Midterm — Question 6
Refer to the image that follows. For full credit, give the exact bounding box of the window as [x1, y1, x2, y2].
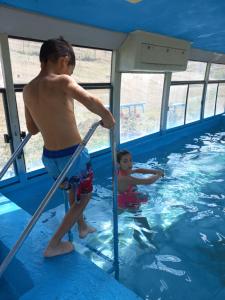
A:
[172, 61, 207, 81]
[167, 85, 187, 128]
[0, 59, 4, 88]
[0, 93, 15, 179]
[204, 84, 217, 118]
[8, 38, 41, 84]
[215, 84, 225, 115]
[72, 47, 112, 83]
[169, 61, 208, 128]
[15, 92, 44, 173]
[75, 89, 110, 152]
[209, 64, 225, 80]
[120, 73, 164, 142]
[185, 84, 203, 124]
[8, 38, 112, 177]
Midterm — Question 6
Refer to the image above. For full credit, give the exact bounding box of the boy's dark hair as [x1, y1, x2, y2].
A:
[39, 37, 75, 66]
[117, 150, 131, 163]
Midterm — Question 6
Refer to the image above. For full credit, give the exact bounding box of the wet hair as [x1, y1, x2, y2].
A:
[39, 37, 75, 66]
[117, 150, 131, 163]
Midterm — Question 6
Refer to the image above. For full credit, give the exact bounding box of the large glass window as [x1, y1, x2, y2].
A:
[15, 92, 44, 173]
[120, 73, 164, 142]
[0, 93, 15, 179]
[0, 58, 4, 88]
[75, 89, 110, 152]
[8, 38, 112, 176]
[8, 38, 41, 84]
[209, 64, 225, 80]
[185, 84, 203, 124]
[204, 84, 217, 118]
[215, 84, 225, 115]
[72, 47, 112, 83]
[172, 61, 207, 81]
[167, 85, 187, 128]
[169, 61, 209, 128]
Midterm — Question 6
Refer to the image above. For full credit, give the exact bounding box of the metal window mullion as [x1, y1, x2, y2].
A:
[214, 83, 219, 115]
[208, 80, 225, 84]
[0, 33, 26, 178]
[1, 90, 18, 175]
[200, 62, 211, 120]
[111, 50, 121, 146]
[171, 80, 204, 85]
[184, 84, 190, 124]
[160, 72, 171, 132]
[80, 83, 112, 90]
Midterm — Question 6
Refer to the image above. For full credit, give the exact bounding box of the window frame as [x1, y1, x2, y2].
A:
[204, 79, 225, 118]
[0, 88, 20, 185]
[8, 35, 114, 180]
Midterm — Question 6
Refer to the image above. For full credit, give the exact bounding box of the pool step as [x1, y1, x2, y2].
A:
[0, 193, 141, 300]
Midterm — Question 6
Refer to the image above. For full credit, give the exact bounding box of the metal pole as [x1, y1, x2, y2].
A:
[0, 121, 100, 278]
[111, 126, 119, 280]
[63, 190, 73, 242]
[0, 133, 32, 180]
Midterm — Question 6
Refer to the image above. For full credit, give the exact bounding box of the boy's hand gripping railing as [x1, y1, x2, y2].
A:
[0, 133, 32, 180]
[0, 121, 101, 278]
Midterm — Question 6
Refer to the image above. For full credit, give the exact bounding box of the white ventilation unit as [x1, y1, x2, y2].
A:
[118, 30, 191, 72]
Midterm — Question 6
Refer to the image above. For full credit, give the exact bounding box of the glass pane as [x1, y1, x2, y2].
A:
[9, 38, 41, 84]
[185, 84, 203, 124]
[172, 61, 207, 81]
[16, 93, 44, 172]
[120, 73, 164, 143]
[204, 84, 217, 118]
[75, 89, 110, 152]
[0, 56, 4, 88]
[209, 63, 225, 80]
[167, 85, 187, 129]
[0, 94, 15, 179]
[72, 47, 112, 83]
[215, 83, 225, 115]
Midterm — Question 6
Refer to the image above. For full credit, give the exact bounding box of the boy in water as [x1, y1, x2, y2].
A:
[117, 150, 164, 246]
[117, 150, 164, 209]
[23, 37, 115, 257]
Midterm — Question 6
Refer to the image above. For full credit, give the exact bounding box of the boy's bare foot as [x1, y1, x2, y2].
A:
[44, 241, 75, 258]
[79, 225, 96, 239]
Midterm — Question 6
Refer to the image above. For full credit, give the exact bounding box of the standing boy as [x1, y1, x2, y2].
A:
[23, 37, 115, 257]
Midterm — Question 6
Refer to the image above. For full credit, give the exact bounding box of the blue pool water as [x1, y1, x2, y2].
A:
[2, 124, 225, 299]
[82, 128, 225, 300]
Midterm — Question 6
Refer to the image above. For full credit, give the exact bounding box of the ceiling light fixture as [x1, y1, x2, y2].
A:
[127, 0, 143, 4]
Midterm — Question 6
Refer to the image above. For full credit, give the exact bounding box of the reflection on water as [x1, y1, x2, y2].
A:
[81, 130, 225, 300]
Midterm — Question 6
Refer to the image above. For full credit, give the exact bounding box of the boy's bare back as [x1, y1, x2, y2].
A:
[23, 73, 82, 150]
[23, 37, 114, 152]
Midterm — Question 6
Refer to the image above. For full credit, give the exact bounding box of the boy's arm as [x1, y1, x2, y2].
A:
[132, 168, 164, 177]
[128, 173, 163, 186]
[65, 76, 115, 129]
[25, 105, 39, 135]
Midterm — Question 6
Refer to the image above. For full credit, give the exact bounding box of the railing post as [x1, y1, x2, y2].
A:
[111, 126, 119, 280]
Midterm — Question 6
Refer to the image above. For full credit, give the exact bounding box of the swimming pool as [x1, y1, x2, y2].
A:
[75, 125, 225, 300]
[2, 118, 225, 300]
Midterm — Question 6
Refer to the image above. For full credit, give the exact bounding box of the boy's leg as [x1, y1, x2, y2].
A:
[133, 216, 152, 247]
[44, 191, 92, 257]
[77, 195, 96, 239]
[68, 191, 96, 238]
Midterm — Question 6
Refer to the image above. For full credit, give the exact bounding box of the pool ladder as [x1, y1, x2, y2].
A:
[0, 121, 119, 280]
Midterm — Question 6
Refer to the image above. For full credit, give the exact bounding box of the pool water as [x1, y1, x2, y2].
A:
[82, 129, 225, 300]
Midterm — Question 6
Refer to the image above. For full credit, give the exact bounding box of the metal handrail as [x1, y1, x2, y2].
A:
[0, 133, 32, 180]
[111, 127, 119, 279]
[0, 121, 101, 278]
